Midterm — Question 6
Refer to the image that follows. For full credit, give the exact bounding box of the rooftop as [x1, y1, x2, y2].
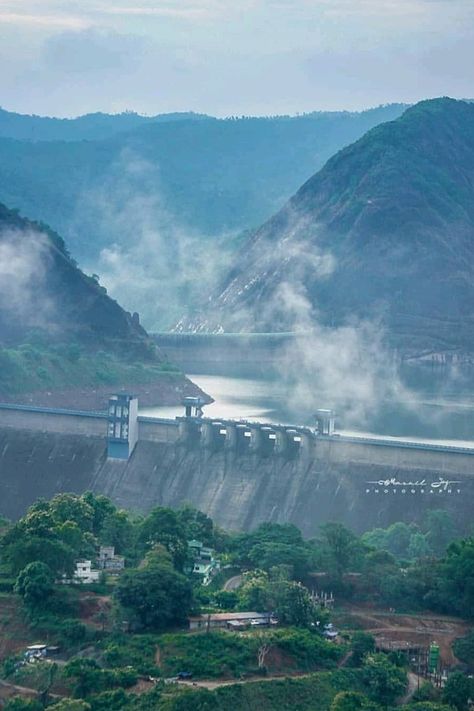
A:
[189, 611, 271, 622]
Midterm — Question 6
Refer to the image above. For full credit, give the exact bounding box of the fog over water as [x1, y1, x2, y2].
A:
[141, 369, 474, 443]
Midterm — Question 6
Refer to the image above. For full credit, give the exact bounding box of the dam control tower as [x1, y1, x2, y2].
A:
[315, 409, 335, 435]
[107, 394, 138, 459]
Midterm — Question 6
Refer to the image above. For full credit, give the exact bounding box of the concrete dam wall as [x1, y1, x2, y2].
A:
[0, 402, 473, 534]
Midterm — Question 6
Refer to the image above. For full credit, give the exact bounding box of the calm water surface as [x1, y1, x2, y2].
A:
[141, 371, 474, 442]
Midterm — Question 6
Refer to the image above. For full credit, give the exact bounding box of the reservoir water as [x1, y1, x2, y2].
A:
[141, 370, 474, 443]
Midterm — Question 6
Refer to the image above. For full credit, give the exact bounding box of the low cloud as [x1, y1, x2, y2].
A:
[0, 228, 57, 336]
[75, 149, 233, 331]
[255, 274, 408, 426]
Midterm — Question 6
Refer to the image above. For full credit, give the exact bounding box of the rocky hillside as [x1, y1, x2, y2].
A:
[185, 98, 474, 358]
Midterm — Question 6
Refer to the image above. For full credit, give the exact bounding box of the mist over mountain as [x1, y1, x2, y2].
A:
[0, 202, 208, 406]
[184, 98, 474, 359]
[0, 104, 407, 329]
[0, 202, 149, 352]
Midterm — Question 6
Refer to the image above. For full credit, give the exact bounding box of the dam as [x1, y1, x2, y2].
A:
[0, 397, 473, 535]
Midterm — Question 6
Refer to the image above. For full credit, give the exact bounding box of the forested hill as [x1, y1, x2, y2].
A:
[0, 104, 407, 259]
[0, 202, 149, 353]
[0, 202, 205, 404]
[0, 107, 210, 142]
[186, 98, 474, 357]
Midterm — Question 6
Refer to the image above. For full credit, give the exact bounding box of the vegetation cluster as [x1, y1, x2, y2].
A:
[0, 494, 473, 710]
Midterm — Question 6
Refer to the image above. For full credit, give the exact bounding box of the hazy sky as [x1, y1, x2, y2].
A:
[0, 0, 473, 117]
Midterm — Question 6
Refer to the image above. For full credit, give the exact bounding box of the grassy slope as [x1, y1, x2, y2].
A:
[0, 343, 179, 397]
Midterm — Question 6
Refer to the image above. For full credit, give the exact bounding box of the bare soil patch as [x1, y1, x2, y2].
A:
[0, 595, 35, 660]
[334, 604, 470, 666]
[77, 592, 112, 629]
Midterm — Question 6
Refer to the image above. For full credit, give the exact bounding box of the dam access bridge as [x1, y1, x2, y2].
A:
[1, 393, 473, 532]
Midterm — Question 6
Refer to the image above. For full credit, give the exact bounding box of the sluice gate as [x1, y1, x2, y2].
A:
[1, 397, 474, 531]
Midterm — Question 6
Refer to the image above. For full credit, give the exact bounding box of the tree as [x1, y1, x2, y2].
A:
[442, 671, 472, 711]
[411, 681, 441, 703]
[82, 491, 116, 536]
[14, 561, 55, 608]
[269, 579, 320, 628]
[408, 533, 431, 560]
[48, 493, 94, 532]
[1, 495, 97, 577]
[100, 510, 134, 555]
[4, 535, 76, 577]
[139, 507, 188, 570]
[177, 505, 214, 546]
[453, 630, 474, 667]
[424, 510, 457, 555]
[213, 590, 238, 610]
[64, 658, 107, 698]
[238, 570, 270, 611]
[165, 688, 219, 710]
[330, 691, 381, 710]
[384, 522, 413, 559]
[438, 538, 474, 617]
[3, 700, 43, 711]
[115, 554, 193, 630]
[362, 528, 388, 550]
[319, 523, 361, 576]
[234, 522, 304, 566]
[248, 541, 313, 580]
[362, 654, 407, 706]
[351, 632, 375, 666]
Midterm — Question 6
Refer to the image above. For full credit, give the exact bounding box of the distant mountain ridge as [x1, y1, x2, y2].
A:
[182, 98, 474, 358]
[0, 104, 409, 251]
[0, 104, 409, 328]
[0, 108, 211, 142]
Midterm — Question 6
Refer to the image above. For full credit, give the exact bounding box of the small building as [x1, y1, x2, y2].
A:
[24, 644, 60, 662]
[188, 611, 272, 631]
[24, 644, 47, 661]
[186, 540, 220, 585]
[74, 560, 100, 584]
[97, 546, 125, 573]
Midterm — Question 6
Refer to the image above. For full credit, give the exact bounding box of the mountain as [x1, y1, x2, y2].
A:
[0, 203, 204, 406]
[0, 105, 408, 255]
[0, 202, 148, 352]
[0, 108, 210, 142]
[0, 105, 408, 328]
[182, 98, 474, 358]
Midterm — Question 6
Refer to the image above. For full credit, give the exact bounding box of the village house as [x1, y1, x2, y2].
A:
[74, 559, 100, 584]
[97, 545, 125, 573]
[188, 611, 274, 631]
[187, 539, 220, 585]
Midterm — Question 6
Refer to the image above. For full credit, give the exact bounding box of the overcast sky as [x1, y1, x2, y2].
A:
[0, 0, 473, 117]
